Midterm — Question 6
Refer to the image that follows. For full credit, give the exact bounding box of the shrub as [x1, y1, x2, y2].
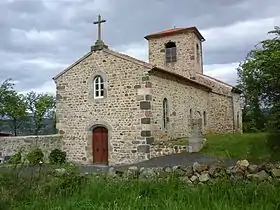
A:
[49, 149, 66, 165]
[26, 148, 44, 165]
[7, 151, 22, 164]
[266, 102, 280, 160]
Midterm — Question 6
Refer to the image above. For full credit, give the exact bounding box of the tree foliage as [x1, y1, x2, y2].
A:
[237, 26, 280, 132]
[25, 91, 56, 135]
[0, 79, 56, 135]
[0, 79, 28, 135]
[0, 79, 14, 116]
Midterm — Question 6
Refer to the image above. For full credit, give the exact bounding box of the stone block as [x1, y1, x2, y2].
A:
[56, 94, 63, 100]
[141, 118, 151, 124]
[57, 85, 65, 90]
[140, 101, 151, 110]
[145, 82, 152, 88]
[137, 88, 151, 95]
[142, 76, 149, 81]
[141, 130, 151, 137]
[137, 145, 150, 153]
[137, 95, 144, 101]
[146, 137, 154, 144]
[145, 95, 152, 101]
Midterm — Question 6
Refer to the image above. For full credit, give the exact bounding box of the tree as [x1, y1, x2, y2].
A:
[2, 93, 28, 135]
[237, 26, 280, 132]
[25, 91, 55, 135]
[0, 79, 28, 135]
[0, 79, 14, 116]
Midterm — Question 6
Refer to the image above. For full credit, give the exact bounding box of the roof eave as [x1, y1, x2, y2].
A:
[144, 27, 205, 42]
[148, 67, 212, 91]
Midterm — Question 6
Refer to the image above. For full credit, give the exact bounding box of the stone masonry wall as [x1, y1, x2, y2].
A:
[149, 71, 209, 142]
[196, 74, 242, 133]
[232, 92, 243, 133]
[148, 32, 202, 79]
[55, 49, 153, 165]
[105, 160, 280, 184]
[0, 135, 62, 161]
[207, 93, 234, 133]
[146, 29, 241, 133]
[150, 144, 187, 158]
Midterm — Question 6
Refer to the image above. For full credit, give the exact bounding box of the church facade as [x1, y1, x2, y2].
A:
[53, 24, 242, 165]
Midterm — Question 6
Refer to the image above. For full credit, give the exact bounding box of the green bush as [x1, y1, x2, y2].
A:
[49, 149, 66, 165]
[265, 102, 280, 160]
[26, 148, 44, 165]
[7, 151, 22, 164]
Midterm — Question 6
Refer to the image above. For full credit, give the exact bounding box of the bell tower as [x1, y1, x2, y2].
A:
[144, 27, 205, 79]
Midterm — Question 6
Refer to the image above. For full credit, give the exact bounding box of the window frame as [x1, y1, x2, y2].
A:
[165, 42, 177, 63]
[196, 43, 200, 64]
[93, 75, 105, 99]
[163, 98, 168, 130]
[203, 111, 207, 126]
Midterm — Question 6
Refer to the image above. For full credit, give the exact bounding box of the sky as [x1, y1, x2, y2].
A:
[0, 0, 279, 95]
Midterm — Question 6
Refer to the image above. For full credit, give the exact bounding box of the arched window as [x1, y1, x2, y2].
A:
[190, 109, 193, 119]
[203, 111, 207, 126]
[196, 43, 200, 64]
[93, 75, 104, 99]
[237, 111, 240, 129]
[189, 108, 193, 125]
[163, 98, 168, 129]
[165, 41, 177, 63]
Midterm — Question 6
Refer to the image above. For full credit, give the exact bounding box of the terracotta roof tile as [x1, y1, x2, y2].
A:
[144, 27, 205, 41]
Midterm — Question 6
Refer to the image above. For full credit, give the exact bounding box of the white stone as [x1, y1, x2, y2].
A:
[199, 173, 210, 182]
[236, 160, 249, 169]
[190, 175, 198, 182]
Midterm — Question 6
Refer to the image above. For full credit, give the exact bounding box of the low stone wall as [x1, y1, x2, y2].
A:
[150, 143, 187, 158]
[106, 160, 280, 184]
[0, 135, 62, 162]
[150, 137, 207, 159]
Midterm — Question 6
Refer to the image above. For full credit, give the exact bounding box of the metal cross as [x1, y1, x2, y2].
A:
[93, 14, 106, 41]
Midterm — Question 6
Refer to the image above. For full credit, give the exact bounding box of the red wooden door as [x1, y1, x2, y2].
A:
[92, 127, 108, 164]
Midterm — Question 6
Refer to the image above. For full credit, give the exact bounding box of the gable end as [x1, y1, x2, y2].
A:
[53, 52, 92, 81]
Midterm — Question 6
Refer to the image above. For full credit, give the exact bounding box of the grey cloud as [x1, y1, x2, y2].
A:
[0, 0, 279, 92]
[7, 0, 45, 14]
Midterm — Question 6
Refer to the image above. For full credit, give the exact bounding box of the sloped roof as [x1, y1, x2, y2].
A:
[52, 48, 211, 91]
[53, 52, 92, 80]
[149, 67, 211, 91]
[144, 27, 205, 41]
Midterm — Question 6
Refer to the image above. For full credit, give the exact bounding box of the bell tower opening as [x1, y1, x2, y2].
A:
[165, 41, 177, 63]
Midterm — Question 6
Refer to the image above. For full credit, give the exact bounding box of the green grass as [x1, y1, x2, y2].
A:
[2, 172, 280, 210]
[201, 132, 272, 162]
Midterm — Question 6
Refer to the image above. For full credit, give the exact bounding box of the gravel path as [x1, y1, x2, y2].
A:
[80, 153, 236, 173]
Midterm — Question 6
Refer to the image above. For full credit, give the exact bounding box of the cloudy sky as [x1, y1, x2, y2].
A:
[0, 0, 279, 94]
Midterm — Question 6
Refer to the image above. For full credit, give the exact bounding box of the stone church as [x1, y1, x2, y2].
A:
[53, 16, 242, 165]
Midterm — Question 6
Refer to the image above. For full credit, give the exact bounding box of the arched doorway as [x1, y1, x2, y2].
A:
[92, 126, 108, 164]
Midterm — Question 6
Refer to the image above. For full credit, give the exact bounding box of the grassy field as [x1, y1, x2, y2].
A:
[201, 132, 273, 162]
[1, 171, 280, 210]
[1, 132, 280, 209]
